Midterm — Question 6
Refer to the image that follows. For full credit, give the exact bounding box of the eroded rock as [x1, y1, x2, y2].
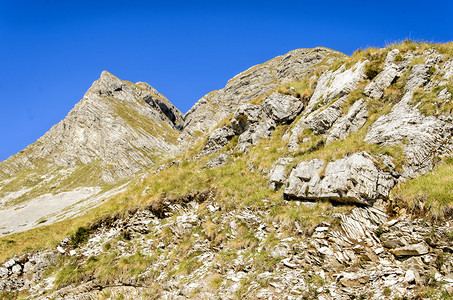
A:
[284, 152, 397, 205]
[326, 98, 368, 143]
[392, 242, 430, 257]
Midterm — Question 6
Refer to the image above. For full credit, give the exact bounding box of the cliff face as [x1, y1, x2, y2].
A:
[2, 42, 453, 299]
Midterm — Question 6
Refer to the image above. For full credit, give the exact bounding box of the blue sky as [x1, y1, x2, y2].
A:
[0, 0, 452, 161]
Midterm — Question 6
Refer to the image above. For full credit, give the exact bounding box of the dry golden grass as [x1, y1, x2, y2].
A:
[392, 158, 453, 221]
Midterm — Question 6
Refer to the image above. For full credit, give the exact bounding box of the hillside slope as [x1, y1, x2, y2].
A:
[181, 47, 347, 145]
[2, 42, 453, 299]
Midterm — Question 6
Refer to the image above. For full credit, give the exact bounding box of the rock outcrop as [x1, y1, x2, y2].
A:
[364, 49, 402, 99]
[182, 47, 347, 145]
[3, 43, 453, 299]
[365, 61, 453, 178]
[326, 98, 368, 144]
[199, 92, 303, 155]
[286, 60, 368, 150]
[283, 152, 397, 205]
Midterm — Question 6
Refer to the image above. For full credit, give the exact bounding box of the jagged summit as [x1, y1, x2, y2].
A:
[0, 71, 185, 230]
[88, 71, 184, 129]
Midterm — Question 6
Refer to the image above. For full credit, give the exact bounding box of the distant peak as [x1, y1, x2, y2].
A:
[100, 70, 115, 79]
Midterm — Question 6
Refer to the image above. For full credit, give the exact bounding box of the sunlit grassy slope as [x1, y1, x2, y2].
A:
[2, 40, 453, 263]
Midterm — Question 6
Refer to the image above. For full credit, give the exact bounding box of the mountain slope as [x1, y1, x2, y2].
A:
[181, 47, 347, 145]
[2, 42, 453, 299]
[0, 71, 183, 235]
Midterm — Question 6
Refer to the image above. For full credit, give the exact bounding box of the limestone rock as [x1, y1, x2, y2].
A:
[201, 127, 236, 156]
[200, 93, 303, 155]
[261, 93, 304, 124]
[305, 96, 347, 135]
[287, 61, 367, 150]
[326, 98, 368, 144]
[364, 98, 451, 178]
[3, 259, 15, 269]
[182, 47, 347, 144]
[442, 59, 453, 79]
[306, 60, 367, 110]
[392, 242, 429, 257]
[204, 154, 229, 169]
[1, 71, 183, 185]
[269, 157, 294, 190]
[283, 152, 397, 205]
[405, 64, 431, 92]
[0, 267, 7, 278]
[364, 49, 401, 99]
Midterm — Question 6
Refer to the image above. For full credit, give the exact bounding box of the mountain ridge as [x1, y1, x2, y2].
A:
[2, 41, 453, 299]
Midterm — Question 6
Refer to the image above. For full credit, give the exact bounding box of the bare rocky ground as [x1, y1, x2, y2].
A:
[1, 192, 452, 299]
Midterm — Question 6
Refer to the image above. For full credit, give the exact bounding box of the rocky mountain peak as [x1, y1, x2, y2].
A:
[0, 71, 184, 219]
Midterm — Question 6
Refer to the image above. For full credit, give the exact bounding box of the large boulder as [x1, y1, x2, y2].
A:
[261, 93, 304, 124]
[268, 157, 294, 190]
[283, 152, 397, 205]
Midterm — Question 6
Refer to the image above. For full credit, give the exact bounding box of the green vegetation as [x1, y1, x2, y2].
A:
[413, 84, 453, 116]
[70, 226, 92, 246]
[392, 158, 453, 221]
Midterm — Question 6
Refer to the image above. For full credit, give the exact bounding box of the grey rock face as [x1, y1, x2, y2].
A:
[306, 60, 367, 110]
[268, 157, 294, 190]
[405, 64, 431, 92]
[201, 127, 236, 156]
[234, 93, 303, 151]
[284, 152, 397, 205]
[200, 93, 303, 155]
[305, 96, 347, 135]
[0, 267, 8, 278]
[364, 97, 451, 178]
[364, 62, 452, 178]
[1, 71, 183, 184]
[182, 47, 347, 144]
[364, 49, 401, 99]
[442, 59, 453, 79]
[287, 61, 367, 150]
[262, 92, 304, 124]
[326, 98, 368, 144]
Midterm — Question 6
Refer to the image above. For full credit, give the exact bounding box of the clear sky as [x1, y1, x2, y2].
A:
[0, 0, 452, 161]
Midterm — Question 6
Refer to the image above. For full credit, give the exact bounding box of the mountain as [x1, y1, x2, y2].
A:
[0, 71, 183, 235]
[181, 47, 347, 145]
[1, 41, 453, 299]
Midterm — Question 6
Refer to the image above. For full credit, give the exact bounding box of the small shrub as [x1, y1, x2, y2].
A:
[394, 53, 404, 62]
[70, 226, 92, 246]
[364, 63, 380, 80]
